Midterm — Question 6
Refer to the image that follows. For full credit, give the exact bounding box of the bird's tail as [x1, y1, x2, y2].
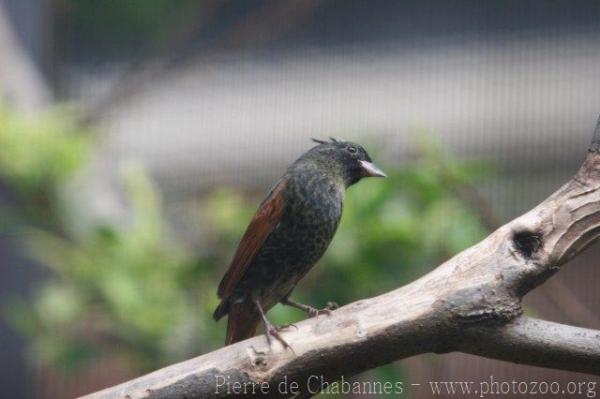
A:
[212, 299, 229, 322]
[225, 302, 261, 345]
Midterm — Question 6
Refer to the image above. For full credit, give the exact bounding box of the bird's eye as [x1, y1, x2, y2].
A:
[346, 146, 358, 154]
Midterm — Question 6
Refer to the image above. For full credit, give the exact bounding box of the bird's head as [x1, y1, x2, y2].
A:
[305, 137, 386, 187]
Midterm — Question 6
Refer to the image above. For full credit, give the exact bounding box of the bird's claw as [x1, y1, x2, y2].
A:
[265, 326, 295, 353]
[308, 302, 338, 318]
[308, 307, 328, 318]
[276, 323, 298, 331]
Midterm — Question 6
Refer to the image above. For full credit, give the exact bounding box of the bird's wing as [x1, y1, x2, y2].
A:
[217, 178, 287, 300]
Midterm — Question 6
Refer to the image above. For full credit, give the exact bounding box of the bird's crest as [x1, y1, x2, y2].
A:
[311, 137, 345, 145]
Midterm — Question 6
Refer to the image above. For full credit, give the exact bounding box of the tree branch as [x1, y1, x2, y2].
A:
[81, 118, 600, 399]
[461, 316, 600, 375]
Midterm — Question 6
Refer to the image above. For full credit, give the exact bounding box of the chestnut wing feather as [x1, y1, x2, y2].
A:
[217, 179, 287, 299]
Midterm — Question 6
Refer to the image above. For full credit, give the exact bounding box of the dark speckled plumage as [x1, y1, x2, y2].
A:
[214, 139, 385, 345]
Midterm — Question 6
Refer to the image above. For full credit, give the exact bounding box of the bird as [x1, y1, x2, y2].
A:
[213, 138, 386, 348]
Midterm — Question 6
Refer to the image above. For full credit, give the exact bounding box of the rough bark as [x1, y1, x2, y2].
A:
[461, 317, 600, 375]
[82, 119, 600, 398]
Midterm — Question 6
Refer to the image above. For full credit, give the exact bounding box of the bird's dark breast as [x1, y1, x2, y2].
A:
[235, 174, 343, 310]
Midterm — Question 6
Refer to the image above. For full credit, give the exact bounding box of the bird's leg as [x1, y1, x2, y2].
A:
[281, 296, 338, 318]
[280, 297, 318, 315]
[253, 299, 294, 352]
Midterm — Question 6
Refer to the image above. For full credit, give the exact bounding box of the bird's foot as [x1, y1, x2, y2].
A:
[265, 325, 295, 353]
[308, 302, 339, 318]
[254, 298, 295, 353]
[276, 323, 298, 332]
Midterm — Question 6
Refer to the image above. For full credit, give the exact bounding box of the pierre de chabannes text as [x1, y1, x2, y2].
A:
[215, 375, 598, 397]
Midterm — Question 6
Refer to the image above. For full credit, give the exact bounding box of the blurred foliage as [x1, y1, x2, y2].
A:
[12, 165, 205, 370]
[0, 104, 91, 230]
[1, 104, 491, 379]
[0, 106, 88, 193]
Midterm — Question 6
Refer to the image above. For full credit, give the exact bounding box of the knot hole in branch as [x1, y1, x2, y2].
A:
[513, 230, 542, 258]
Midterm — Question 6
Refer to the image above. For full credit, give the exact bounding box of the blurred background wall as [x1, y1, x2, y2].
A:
[1, 1, 599, 398]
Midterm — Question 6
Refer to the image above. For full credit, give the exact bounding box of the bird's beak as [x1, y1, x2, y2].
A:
[359, 160, 387, 178]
